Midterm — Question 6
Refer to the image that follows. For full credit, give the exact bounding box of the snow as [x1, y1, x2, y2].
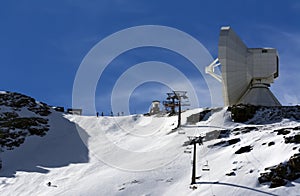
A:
[1, 108, 300, 195]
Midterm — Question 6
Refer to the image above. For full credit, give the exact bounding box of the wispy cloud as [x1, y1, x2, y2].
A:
[291, 1, 300, 11]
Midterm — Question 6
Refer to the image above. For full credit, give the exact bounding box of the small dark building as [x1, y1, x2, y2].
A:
[67, 108, 82, 115]
[53, 106, 64, 112]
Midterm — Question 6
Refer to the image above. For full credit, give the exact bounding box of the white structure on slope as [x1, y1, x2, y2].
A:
[206, 26, 281, 106]
[149, 100, 161, 115]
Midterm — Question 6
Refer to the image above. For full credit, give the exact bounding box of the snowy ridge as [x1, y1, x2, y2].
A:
[0, 103, 300, 195]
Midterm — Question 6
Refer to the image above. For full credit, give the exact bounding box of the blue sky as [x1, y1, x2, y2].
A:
[1, 0, 300, 115]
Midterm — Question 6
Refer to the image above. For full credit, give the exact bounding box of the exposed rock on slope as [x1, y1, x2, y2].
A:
[230, 104, 300, 123]
[259, 153, 300, 188]
[0, 91, 51, 151]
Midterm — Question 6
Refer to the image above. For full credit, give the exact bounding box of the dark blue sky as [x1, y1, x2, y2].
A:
[1, 1, 300, 114]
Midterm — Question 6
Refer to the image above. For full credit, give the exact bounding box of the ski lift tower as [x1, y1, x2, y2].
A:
[174, 91, 189, 128]
[163, 91, 190, 128]
[187, 136, 204, 185]
[163, 92, 178, 115]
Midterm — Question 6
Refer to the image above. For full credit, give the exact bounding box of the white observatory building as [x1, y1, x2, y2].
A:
[206, 26, 281, 106]
[149, 100, 160, 115]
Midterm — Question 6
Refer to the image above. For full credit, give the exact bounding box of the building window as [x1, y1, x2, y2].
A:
[262, 49, 268, 53]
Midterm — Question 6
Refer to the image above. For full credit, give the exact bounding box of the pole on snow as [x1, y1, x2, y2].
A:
[189, 136, 204, 185]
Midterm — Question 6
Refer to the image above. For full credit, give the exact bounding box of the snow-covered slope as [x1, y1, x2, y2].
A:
[1, 94, 300, 195]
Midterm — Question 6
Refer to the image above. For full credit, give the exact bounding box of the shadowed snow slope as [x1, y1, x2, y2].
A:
[1, 106, 300, 196]
[0, 111, 89, 178]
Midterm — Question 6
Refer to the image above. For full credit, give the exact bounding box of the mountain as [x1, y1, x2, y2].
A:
[0, 91, 299, 196]
[0, 91, 88, 178]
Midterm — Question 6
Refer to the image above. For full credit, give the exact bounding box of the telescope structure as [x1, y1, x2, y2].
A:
[206, 26, 281, 106]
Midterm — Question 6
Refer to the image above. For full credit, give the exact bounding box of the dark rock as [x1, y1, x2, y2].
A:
[230, 104, 259, 122]
[275, 163, 288, 177]
[287, 153, 300, 172]
[211, 138, 241, 147]
[293, 126, 300, 130]
[228, 138, 241, 145]
[0, 112, 18, 120]
[0, 92, 51, 116]
[274, 128, 291, 135]
[131, 180, 141, 184]
[198, 109, 212, 121]
[231, 105, 300, 124]
[258, 172, 271, 184]
[232, 127, 258, 136]
[270, 177, 287, 188]
[212, 140, 227, 147]
[268, 141, 275, 146]
[0, 92, 51, 151]
[218, 129, 231, 138]
[226, 171, 236, 176]
[258, 153, 300, 188]
[233, 132, 240, 135]
[285, 134, 300, 144]
[235, 146, 253, 154]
